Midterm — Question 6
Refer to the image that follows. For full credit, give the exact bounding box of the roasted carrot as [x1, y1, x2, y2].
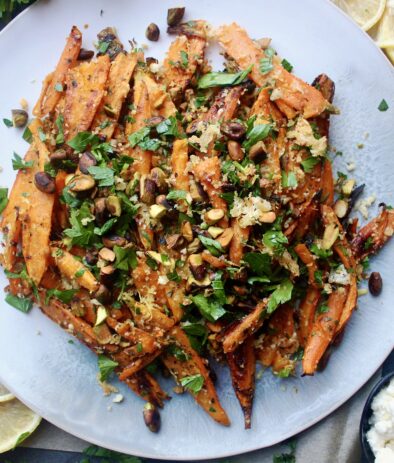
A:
[294, 243, 319, 287]
[298, 287, 320, 347]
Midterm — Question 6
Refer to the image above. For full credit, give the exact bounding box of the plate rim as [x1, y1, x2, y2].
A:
[0, 0, 393, 459]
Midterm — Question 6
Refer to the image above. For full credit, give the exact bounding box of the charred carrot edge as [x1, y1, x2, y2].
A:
[227, 336, 255, 429]
[302, 288, 347, 375]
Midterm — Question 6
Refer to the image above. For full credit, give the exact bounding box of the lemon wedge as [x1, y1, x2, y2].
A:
[332, 0, 387, 31]
[0, 383, 15, 403]
[384, 46, 394, 64]
[0, 399, 41, 453]
[375, 2, 394, 47]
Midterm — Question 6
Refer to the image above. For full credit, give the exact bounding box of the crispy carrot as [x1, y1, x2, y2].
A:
[321, 159, 334, 206]
[229, 218, 250, 265]
[227, 336, 255, 429]
[171, 139, 189, 191]
[294, 243, 319, 287]
[34, 26, 82, 117]
[122, 371, 169, 408]
[216, 23, 329, 118]
[302, 288, 347, 375]
[298, 287, 320, 347]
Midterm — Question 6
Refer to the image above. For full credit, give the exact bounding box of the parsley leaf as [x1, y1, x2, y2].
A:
[166, 189, 189, 202]
[45, 289, 77, 304]
[87, 166, 114, 187]
[263, 230, 288, 255]
[22, 126, 32, 143]
[180, 50, 189, 68]
[317, 304, 329, 314]
[97, 354, 118, 382]
[67, 131, 100, 152]
[192, 294, 226, 322]
[156, 116, 180, 137]
[243, 123, 272, 151]
[310, 243, 332, 259]
[63, 202, 95, 247]
[12, 152, 34, 170]
[259, 47, 275, 75]
[281, 58, 293, 72]
[198, 235, 224, 257]
[167, 344, 189, 362]
[378, 99, 389, 112]
[5, 293, 33, 313]
[55, 114, 65, 145]
[197, 64, 253, 89]
[211, 272, 226, 304]
[267, 279, 293, 314]
[282, 171, 298, 188]
[97, 41, 110, 54]
[128, 127, 150, 148]
[3, 118, 13, 128]
[180, 374, 204, 393]
[301, 156, 320, 173]
[244, 252, 271, 276]
[0, 187, 8, 214]
[114, 246, 137, 271]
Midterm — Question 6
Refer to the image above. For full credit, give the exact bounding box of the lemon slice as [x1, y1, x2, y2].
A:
[375, 2, 394, 47]
[0, 383, 15, 403]
[384, 46, 394, 64]
[332, 0, 387, 31]
[0, 399, 41, 453]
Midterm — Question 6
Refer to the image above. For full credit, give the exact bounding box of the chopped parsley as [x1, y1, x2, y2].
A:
[97, 354, 118, 382]
[0, 187, 8, 214]
[180, 374, 204, 393]
[281, 58, 293, 72]
[3, 118, 13, 128]
[12, 152, 34, 170]
[197, 64, 253, 89]
[259, 47, 275, 75]
[378, 99, 389, 112]
[267, 279, 293, 314]
[5, 293, 33, 313]
[192, 294, 226, 322]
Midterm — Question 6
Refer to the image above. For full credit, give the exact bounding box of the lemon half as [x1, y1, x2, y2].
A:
[0, 383, 15, 403]
[332, 0, 387, 31]
[375, 2, 394, 47]
[0, 399, 41, 454]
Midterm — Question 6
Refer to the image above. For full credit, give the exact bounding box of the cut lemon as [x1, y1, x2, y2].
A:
[0, 383, 15, 403]
[384, 46, 394, 64]
[332, 0, 387, 31]
[375, 2, 394, 47]
[0, 399, 41, 453]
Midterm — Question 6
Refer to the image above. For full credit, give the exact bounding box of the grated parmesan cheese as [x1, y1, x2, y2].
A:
[355, 195, 376, 220]
[188, 122, 221, 153]
[287, 118, 327, 157]
[230, 194, 272, 228]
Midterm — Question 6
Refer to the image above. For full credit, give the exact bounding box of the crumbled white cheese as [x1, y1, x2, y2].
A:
[270, 88, 283, 101]
[158, 275, 169, 285]
[328, 264, 350, 286]
[367, 378, 394, 463]
[188, 122, 221, 153]
[346, 162, 356, 172]
[230, 194, 272, 228]
[355, 195, 376, 220]
[287, 118, 327, 157]
[112, 393, 124, 403]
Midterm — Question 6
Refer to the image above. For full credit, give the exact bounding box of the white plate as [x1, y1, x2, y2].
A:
[0, 0, 393, 460]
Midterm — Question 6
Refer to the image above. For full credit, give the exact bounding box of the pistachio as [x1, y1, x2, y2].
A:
[77, 48, 95, 61]
[334, 199, 348, 219]
[321, 223, 339, 250]
[167, 7, 185, 26]
[102, 234, 127, 248]
[208, 226, 224, 238]
[94, 197, 108, 225]
[259, 211, 276, 223]
[187, 237, 202, 254]
[227, 140, 244, 161]
[94, 284, 111, 304]
[140, 175, 156, 204]
[186, 273, 211, 290]
[368, 272, 382, 296]
[147, 116, 165, 127]
[204, 208, 225, 225]
[156, 194, 173, 210]
[11, 109, 28, 128]
[69, 174, 96, 192]
[221, 121, 246, 141]
[85, 250, 98, 266]
[149, 204, 167, 219]
[146, 251, 162, 265]
[145, 23, 160, 41]
[100, 264, 115, 275]
[217, 228, 234, 248]
[34, 172, 55, 194]
[49, 149, 67, 164]
[249, 141, 267, 162]
[98, 247, 116, 262]
[190, 181, 208, 203]
[125, 173, 140, 196]
[106, 195, 122, 217]
[342, 179, 355, 196]
[166, 233, 185, 250]
[181, 221, 193, 242]
[188, 254, 206, 280]
[143, 402, 161, 433]
[150, 167, 167, 193]
[78, 151, 97, 174]
[95, 306, 108, 326]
